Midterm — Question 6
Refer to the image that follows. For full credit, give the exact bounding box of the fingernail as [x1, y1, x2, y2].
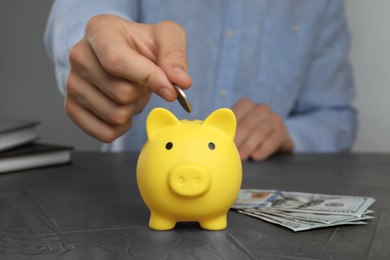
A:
[158, 87, 174, 101]
[173, 67, 187, 76]
[239, 149, 249, 161]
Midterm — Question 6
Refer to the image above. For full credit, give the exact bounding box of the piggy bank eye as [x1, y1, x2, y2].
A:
[208, 142, 215, 150]
[165, 142, 173, 150]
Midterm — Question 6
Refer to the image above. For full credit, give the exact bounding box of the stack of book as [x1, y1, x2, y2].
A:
[0, 118, 73, 173]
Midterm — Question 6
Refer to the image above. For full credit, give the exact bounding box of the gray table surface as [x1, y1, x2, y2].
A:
[0, 152, 389, 259]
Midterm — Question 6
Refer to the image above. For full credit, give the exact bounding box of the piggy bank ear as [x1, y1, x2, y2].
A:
[203, 108, 236, 140]
[146, 108, 181, 139]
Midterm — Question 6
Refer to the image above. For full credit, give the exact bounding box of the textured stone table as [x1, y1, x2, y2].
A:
[0, 152, 389, 259]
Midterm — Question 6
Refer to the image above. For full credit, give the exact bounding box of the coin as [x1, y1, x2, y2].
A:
[173, 85, 192, 113]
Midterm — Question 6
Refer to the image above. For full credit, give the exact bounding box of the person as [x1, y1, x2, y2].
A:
[44, 0, 357, 161]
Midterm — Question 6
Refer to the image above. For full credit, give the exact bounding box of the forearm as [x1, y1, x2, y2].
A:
[285, 107, 358, 152]
[44, 0, 137, 95]
[285, 1, 358, 153]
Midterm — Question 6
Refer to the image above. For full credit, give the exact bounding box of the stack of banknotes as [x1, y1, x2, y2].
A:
[232, 189, 375, 232]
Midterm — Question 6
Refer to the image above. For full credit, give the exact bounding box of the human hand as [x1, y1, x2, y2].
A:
[232, 99, 294, 161]
[65, 15, 192, 142]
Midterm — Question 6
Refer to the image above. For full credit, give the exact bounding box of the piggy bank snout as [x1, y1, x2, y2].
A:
[168, 163, 211, 197]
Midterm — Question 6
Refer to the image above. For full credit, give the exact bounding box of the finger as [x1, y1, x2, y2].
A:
[251, 132, 283, 161]
[235, 104, 272, 147]
[155, 21, 192, 89]
[67, 71, 143, 126]
[65, 95, 132, 143]
[232, 99, 257, 146]
[85, 16, 176, 101]
[251, 113, 294, 160]
[69, 39, 151, 105]
[238, 122, 274, 161]
[232, 98, 256, 124]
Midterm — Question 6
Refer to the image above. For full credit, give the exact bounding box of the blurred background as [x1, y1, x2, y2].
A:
[0, 0, 389, 152]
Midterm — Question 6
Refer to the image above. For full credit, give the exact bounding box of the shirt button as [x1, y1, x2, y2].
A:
[219, 90, 227, 98]
[226, 30, 235, 38]
[293, 24, 301, 32]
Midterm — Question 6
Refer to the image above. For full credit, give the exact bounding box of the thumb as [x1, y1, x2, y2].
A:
[154, 21, 192, 90]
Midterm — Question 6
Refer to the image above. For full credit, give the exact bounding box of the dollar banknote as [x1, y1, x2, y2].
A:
[233, 189, 375, 231]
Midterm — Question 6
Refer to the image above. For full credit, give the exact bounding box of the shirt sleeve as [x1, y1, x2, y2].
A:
[44, 0, 138, 95]
[285, 0, 358, 152]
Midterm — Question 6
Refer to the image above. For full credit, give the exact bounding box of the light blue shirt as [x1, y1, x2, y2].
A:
[44, 0, 357, 153]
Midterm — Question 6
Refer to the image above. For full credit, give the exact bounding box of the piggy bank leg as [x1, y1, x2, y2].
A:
[199, 214, 227, 230]
[149, 212, 176, 230]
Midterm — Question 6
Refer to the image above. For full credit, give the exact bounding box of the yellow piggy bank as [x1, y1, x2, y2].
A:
[136, 107, 242, 230]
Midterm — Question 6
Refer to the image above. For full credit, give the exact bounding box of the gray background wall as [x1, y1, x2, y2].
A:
[0, 0, 388, 152]
[345, 0, 390, 152]
[0, 0, 100, 150]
